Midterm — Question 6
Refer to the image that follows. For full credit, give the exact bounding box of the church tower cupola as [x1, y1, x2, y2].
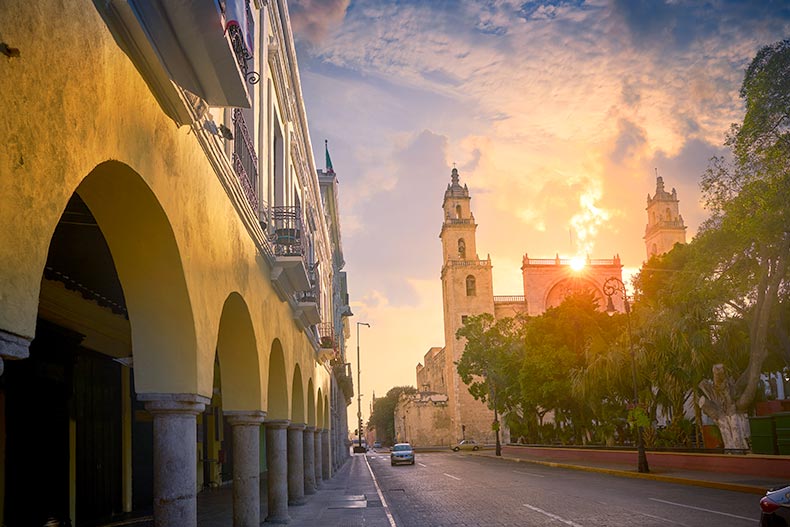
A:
[440, 168, 476, 261]
[644, 173, 687, 259]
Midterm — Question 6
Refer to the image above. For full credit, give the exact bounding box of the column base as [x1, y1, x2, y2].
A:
[288, 497, 307, 506]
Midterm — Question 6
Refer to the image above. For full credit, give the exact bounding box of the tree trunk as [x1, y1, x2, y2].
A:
[699, 364, 749, 450]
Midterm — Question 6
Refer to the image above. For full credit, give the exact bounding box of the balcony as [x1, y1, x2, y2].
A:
[317, 323, 336, 362]
[294, 266, 321, 328]
[231, 109, 258, 211]
[96, 0, 257, 116]
[269, 206, 310, 300]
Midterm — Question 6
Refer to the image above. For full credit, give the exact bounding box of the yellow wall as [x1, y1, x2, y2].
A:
[0, 0, 329, 419]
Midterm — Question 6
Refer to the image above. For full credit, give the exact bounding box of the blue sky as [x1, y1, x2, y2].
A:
[288, 0, 790, 421]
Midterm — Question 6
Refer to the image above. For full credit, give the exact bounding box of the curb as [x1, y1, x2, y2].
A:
[470, 452, 768, 495]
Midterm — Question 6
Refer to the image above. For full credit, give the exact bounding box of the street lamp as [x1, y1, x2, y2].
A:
[603, 277, 650, 474]
[356, 321, 370, 453]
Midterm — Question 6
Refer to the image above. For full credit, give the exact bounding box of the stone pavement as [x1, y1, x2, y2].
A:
[470, 448, 788, 495]
[194, 453, 395, 527]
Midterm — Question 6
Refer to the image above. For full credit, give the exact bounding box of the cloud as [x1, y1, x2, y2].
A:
[342, 129, 450, 307]
[289, 0, 350, 45]
[296, 0, 790, 394]
[610, 118, 648, 164]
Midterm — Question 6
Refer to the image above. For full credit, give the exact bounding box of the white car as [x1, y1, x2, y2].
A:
[390, 443, 415, 465]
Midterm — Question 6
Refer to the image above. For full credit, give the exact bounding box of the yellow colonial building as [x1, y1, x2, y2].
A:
[0, 1, 353, 526]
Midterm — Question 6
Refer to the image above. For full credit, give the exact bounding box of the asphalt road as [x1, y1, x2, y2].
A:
[366, 451, 760, 526]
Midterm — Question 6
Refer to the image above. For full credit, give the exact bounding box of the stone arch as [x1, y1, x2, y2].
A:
[544, 277, 603, 311]
[215, 293, 262, 410]
[307, 378, 316, 427]
[291, 364, 305, 424]
[76, 161, 198, 394]
[267, 339, 289, 419]
[316, 388, 324, 429]
[455, 204, 462, 218]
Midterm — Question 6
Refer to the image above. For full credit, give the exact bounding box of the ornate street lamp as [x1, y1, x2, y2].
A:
[603, 277, 650, 474]
[356, 321, 370, 453]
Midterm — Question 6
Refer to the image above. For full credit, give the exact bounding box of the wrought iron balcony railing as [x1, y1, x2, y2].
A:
[225, 2, 260, 85]
[232, 108, 258, 211]
[318, 323, 336, 350]
[270, 206, 305, 257]
[297, 264, 320, 304]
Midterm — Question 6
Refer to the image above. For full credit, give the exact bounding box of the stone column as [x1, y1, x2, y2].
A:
[303, 426, 316, 495]
[226, 411, 266, 527]
[287, 423, 306, 506]
[313, 428, 323, 487]
[0, 329, 31, 376]
[265, 419, 290, 524]
[141, 394, 209, 527]
[321, 429, 331, 480]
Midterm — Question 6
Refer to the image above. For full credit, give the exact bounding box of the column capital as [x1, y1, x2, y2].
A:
[139, 393, 210, 415]
[266, 419, 290, 430]
[0, 330, 32, 375]
[225, 410, 266, 426]
[288, 422, 306, 431]
[305, 425, 316, 432]
[313, 428, 322, 435]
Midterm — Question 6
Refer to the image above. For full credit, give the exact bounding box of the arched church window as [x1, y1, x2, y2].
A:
[466, 275, 476, 296]
[458, 238, 466, 259]
[456, 205, 462, 218]
[665, 208, 672, 221]
[651, 243, 657, 256]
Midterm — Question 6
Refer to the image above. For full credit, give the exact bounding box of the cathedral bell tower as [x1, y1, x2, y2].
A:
[644, 175, 687, 259]
[439, 168, 495, 442]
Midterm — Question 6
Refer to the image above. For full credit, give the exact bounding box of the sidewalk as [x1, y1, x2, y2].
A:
[195, 453, 394, 527]
[471, 448, 788, 495]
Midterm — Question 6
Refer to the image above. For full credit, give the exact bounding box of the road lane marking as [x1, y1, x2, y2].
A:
[635, 511, 689, 526]
[648, 498, 753, 521]
[511, 469, 545, 477]
[443, 473, 461, 480]
[364, 455, 398, 527]
[523, 504, 584, 527]
[418, 462, 427, 467]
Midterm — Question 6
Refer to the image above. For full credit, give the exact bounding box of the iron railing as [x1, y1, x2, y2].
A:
[296, 264, 320, 306]
[318, 323, 336, 350]
[232, 108, 258, 211]
[270, 206, 305, 257]
[226, 3, 260, 85]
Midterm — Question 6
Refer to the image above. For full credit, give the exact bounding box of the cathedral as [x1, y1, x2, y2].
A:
[393, 169, 687, 447]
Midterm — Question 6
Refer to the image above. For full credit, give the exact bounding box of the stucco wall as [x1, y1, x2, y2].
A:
[0, 0, 330, 421]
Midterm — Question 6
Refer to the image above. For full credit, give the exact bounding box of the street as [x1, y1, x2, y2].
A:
[366, 451, 759, 526]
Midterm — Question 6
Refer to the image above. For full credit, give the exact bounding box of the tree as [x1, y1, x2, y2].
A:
[456, 313, 525, 455]
[367, 385, 416, 446]
[672, 40, 790, 448]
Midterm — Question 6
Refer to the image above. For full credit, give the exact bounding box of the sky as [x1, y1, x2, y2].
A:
[287, 0, 790, 427]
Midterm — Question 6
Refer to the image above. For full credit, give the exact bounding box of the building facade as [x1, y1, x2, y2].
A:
[397, 168, 626, 446]
[644, 175, 687, 259]
[0, 1, 351, 526]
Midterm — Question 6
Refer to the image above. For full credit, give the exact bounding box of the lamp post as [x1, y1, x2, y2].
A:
[356, 322, 370, 453]
[603, 277, 650, 474]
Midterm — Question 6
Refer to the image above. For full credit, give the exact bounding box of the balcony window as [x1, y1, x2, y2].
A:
[232, 108, 259, 211]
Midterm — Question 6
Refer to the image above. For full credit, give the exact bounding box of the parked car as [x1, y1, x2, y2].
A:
[373, 441, 382, 449]
[452, 439, 480, 452]
[390, 443, 415, 465]
[760, 484, 790, 526]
